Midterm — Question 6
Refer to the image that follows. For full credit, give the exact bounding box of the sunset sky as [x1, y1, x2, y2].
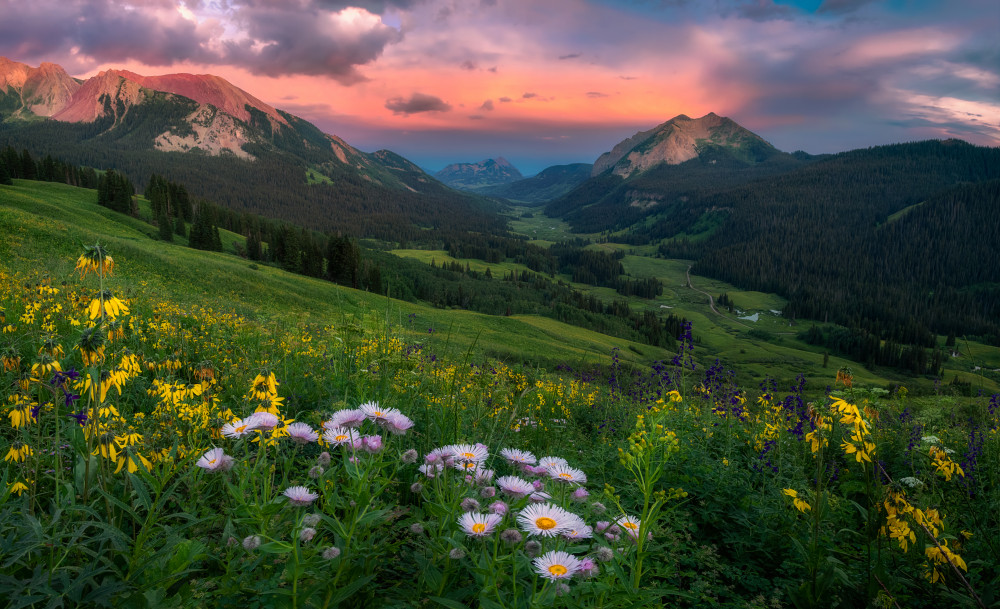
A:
[1, 0, 997, 174]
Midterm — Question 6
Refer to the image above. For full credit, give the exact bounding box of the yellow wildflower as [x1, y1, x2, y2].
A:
[88, 290, 129, 320]
[783, 488, 811, 513]
[115, 449, 152, 474]
[75, 244, 114, 277]
[4, 442, 32, 462]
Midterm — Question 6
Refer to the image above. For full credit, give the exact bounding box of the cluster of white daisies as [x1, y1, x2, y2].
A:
[196, 401, 414, 473]
[414, 444, 644, 582]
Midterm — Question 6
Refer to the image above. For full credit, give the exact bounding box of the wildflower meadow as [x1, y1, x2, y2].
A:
[1, 244, 998, 608]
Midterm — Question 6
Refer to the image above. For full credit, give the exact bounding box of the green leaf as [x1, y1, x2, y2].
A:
[128, 472, 153, 512]
[258, 541, 293, 555]
[329, 574, 375, 605]
[429, 596, 469, 609]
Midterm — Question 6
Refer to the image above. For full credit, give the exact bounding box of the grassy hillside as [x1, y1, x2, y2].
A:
[0, 179, 670, 371]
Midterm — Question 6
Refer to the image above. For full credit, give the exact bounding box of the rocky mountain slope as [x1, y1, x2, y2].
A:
[592, 112, 780, 178]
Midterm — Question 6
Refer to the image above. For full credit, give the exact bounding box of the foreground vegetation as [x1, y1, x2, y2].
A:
[1, 211, 999, 608]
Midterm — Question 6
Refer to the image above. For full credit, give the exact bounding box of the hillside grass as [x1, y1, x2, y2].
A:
[0, 180, 669, 371]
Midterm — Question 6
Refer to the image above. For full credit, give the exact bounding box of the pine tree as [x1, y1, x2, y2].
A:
[158, 211, 174, 242]
[246, 230, 262, 261]
[20, 150, 36, 180]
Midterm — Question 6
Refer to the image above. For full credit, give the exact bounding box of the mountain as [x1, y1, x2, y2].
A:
[479, 163, 593, 204]
[434, 157, 524, 191]
[0, 58, 80, 118]
[591, 112, 780, 178]
[545, 113, 806, 232]
[0, 57, 505, 240]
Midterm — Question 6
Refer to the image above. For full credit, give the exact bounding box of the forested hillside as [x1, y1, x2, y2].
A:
[0, 94, 506, 242]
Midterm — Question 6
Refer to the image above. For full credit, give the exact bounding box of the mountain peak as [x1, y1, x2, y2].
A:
[0, 57, 80, 117]
[435, 157, 524, 191]
[592, 112, 776, 178]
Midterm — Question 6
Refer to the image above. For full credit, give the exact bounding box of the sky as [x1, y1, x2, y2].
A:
[1, 0, 998, 175]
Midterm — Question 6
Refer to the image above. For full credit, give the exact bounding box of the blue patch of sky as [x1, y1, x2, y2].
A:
[773, 0, 821, 11]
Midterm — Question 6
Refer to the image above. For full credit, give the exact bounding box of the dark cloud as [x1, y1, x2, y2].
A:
[224, 5, 401, 82]
[619, 75, 638, 80]
[586, 91, 609, 98]
[0, 0, 403, 84]
[487, 66, 498, 73]
[0, 0, 209, 68]
[522, 92, 538, 99]
[385, 92, 451, 115]
[559, 53, 581, 60]
[480, 99, 495, 110]
[468, 114, 485, 120]
[460, 60, 477, 70]
[499, 96, 513, 102]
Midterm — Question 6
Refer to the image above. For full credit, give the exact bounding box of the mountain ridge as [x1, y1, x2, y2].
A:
[592, 112, 780, 178]
[434, 157, 524, 191]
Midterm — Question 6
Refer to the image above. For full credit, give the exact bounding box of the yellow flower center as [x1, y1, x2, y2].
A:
[472, 523, 486, 534]
[373, 411, 383, 417]
[335, 434, 347, 442]
[536, 517, 557, 530]
[622, 521, 638, 530]
[548, 564, 568, 576]
[235, 425, 247, 433]
[559, 473, 572, 479]
[461, 452, 475, 458]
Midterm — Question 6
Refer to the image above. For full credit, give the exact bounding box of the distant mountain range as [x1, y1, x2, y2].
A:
[434, 157, 524, 191]
[0, 57, 503, 240]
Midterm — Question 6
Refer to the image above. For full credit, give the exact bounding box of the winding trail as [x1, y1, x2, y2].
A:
[686, 265, 751, 329]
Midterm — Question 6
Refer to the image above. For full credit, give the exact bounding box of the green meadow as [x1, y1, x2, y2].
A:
[1, 178, 998, 608]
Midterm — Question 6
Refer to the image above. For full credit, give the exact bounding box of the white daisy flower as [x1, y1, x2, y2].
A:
[533, 550, 581, 580]
[561, 514, 593, 540]
[323, 426, 362, 448]
[221, 418, 253, 439]
[286, 422, 318, 444]
[537, 455, 569, 470]
[247, 411, 279, 430]
[458, 512, 503, 538]
[517, 503, 576, 537]
[358, 401, 400, 423]
[548, 465, 587, 485]
[325, 409, 365, 429]
[383, 411, 414, 435]
[283, 485, 318, 506]
[500, 448, 537, 465]
[617, 515, 642, 539]
[450, 443, 489, 463]
[529, 490, 552, 503]
[196, 447, 230, 472]
[418, 463, 445, 478]
[497, 475, 535, 498]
